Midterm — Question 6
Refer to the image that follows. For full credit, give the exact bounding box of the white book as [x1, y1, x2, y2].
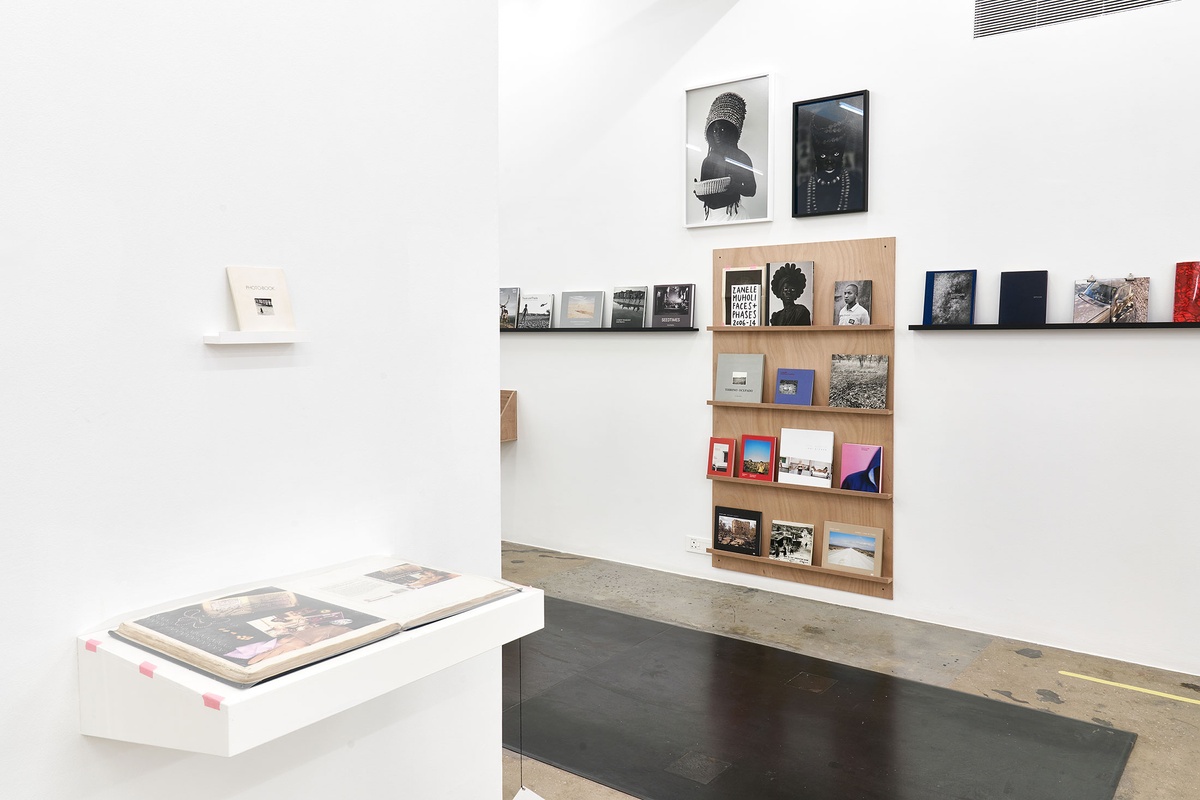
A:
[226, 267, 297, 332]
[776, 428, 834, 488]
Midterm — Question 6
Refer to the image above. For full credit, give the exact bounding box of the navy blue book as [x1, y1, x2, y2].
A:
[922, 270, 977, 325]
[773, 368, 815, 405]
[998, 270, 1048, 325]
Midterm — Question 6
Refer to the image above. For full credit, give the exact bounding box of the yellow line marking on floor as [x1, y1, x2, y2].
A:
[1059, 671, 1200, 705]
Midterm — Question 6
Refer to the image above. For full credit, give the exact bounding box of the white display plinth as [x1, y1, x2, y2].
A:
[78, 586, 543, 756]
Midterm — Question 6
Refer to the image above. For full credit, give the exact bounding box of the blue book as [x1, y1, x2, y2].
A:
[998, 270, 1048, 325]
[923, 270, 977, 325]
[773, 368, 815, 405]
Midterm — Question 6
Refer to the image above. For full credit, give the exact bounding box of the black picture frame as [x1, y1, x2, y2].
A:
[713, 505, 763, 556]
[792, 90, 869, 218]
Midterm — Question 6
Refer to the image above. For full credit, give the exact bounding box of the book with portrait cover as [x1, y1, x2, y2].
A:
[773, 368, 815, 405]
[111, 557, 519, 687]
[776, 428, 834, 488]
[998, 270, 1048, 325]
[765, 261, 815, 327]
[227, 267, 297, 332]
[651, 284, 695, 328]
[722, 266, 766, 326]
[611, 286, 648, 328]
[515, 293, 554, 329]
[834, 280, 872, 326]
[839, 443, 883, 493]
[715, 353, 765, 403]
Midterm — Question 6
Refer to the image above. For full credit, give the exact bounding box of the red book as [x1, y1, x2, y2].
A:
[1174, 262, 1200, 322]
[707, 437, 737, 478]
[738, 435, 777, 482]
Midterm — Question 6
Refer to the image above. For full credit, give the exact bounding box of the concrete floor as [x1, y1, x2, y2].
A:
[499, 542, 1200, 800]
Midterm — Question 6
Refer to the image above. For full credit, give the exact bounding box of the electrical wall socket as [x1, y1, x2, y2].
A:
[685, 536, 708, 554]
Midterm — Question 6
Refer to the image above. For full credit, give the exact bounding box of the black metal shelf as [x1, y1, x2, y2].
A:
[501, 327, 699, 333]
[909, 322, 1200, 331]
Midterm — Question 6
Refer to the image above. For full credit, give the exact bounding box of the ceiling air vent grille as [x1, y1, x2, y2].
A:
[974, 0, 1178, 38]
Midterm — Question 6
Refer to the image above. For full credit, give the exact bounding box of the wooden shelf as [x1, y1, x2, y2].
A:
[909, 322, 1200, 331]
[706, 548, 893, 584]
[501, 327, 698, 333]
[710, 325, 894, 333]
[708, 474, 891, 500]
[500, 390, 517, 442]
[709, 237, 895, 599]
[708, 400, 892, 416]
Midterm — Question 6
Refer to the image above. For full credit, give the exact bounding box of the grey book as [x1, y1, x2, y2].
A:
[715, 353, 765, 403]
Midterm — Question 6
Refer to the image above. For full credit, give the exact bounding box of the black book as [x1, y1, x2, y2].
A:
[998, 270, 1048, 325]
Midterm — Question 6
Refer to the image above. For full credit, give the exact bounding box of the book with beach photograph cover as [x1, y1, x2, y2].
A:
[111, 557, 519, 687]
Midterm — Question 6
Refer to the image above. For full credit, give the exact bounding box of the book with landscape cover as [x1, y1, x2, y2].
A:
[111, 557, 520, 687]
[515, 293, 554, 329]
[776, 428, 834, 488]
[559, 291, 604, 328]
[722, 266, 765, 326]
[998, 270, 1048, 325]
[715, 353, 765, 403]
[774, 368, 815, 405]
[611, 286, 648, 328]
[226, 267, 297, 332]
[828, 354, 889, 409]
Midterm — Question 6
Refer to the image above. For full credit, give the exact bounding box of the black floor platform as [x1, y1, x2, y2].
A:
[502, 597, 1136, 800]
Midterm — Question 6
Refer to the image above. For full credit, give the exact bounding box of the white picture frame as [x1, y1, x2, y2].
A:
[684, 74, 771, 228]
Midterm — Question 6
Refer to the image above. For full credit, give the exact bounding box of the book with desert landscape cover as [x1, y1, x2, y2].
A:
[111, 557, 519, 687]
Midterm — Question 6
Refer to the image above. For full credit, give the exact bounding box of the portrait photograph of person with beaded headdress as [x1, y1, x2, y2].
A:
[685, 75, 770, 227]
[792, 90, 869, 218]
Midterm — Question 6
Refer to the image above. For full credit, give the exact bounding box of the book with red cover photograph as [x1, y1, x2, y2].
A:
[707, 437, 737, 478]
[1174, 262, 1200, 322]
[839, 443, 883, 494]
[738, 435, 777, 482]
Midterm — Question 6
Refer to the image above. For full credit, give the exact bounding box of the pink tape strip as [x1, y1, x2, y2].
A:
[85, 639, 101, 652]
[139, 662, 157, 678]
[202, 693, 224, 710]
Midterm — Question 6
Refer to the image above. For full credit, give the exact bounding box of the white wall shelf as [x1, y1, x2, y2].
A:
[203, 331, 308, 345]
[78, 586, 543, 756]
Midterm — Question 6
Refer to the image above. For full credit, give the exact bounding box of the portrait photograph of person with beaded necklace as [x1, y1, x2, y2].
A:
[684, 74, 771, 227]
[792, 90, 869, 218]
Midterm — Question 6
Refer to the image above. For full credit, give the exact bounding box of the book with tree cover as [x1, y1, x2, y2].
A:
[112, 557, 520, 687]
[226, 266, 297, 332]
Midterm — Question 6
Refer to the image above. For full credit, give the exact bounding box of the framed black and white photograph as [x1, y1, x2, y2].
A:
[685, 75, 771, 227]
[792, 90, 868, 218]
[712, 505, 763, 556]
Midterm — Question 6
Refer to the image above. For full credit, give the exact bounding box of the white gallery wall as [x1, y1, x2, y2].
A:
[1, 3, 501, 799]
[499, 0, 1200, 676]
